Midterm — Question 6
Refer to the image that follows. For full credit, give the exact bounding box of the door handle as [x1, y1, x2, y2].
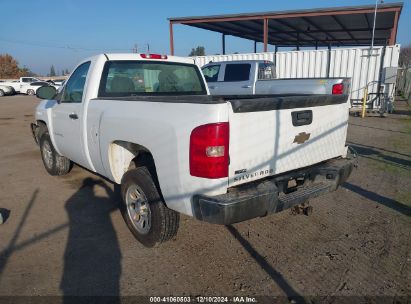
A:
[242, 85, 252, 88]
[69, 113, 78, 120]
[209, 85, 217, 89]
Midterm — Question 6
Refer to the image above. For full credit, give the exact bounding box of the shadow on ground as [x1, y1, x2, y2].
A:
[226, 225, 306, 303]
[343, 182, 411, 216]
[60, 178, 122, 302]
[348, 142, 411, 170]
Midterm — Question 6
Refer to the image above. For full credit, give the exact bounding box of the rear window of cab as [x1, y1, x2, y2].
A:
[98, 61, 207, 97]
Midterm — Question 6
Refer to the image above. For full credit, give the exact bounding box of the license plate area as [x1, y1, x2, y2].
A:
[284, 177, 306, 194]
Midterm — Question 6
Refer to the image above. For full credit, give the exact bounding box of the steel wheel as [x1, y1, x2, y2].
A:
[41, 140, 53, 169]
[125, 184, 151, 234]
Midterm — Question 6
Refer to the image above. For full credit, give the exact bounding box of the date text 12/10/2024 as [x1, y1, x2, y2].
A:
[149, 296, 257, 303]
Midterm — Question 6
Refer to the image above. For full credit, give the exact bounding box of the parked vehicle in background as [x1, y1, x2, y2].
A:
[31, 53, 355, 247]
[47, 79, 66, 86]
[20, 81, 56, 95]
[201, 60, 350, 95]
[0, 85, 16, 96]
[46, 79, 65, 86]
[0, 77, 42, 93]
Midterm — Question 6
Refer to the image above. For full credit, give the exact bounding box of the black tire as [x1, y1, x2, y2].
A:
[39, 132, 72, 176]
[120, 167, 179, 247]
[0, 90, 4, 97]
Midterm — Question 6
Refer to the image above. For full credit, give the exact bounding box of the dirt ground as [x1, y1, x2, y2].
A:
[0, 95, 410, 302]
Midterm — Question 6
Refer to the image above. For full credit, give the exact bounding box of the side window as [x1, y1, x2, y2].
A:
[61, 62, 91, 103]
[201, 65, 220, 82]
[224, 64, 251, 82]
[258, 63, 276, 80]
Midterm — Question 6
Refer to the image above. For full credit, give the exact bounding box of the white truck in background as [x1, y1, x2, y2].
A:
[31, 53, 355, 247]
[202, 60, 350, 96]
[1, 77, 42, 93]
[0, 84, 16, 96]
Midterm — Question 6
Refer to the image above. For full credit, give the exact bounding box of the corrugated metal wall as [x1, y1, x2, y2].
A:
[193, 45, 400, 109]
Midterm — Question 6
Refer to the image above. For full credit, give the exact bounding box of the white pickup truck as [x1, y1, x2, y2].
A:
[31, 53, 355, 247]
[201, 60, 350, 96]
[1, 77, 42, 93]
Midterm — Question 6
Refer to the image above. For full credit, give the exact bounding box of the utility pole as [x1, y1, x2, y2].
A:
[147, 43, 150, 53]
[371, 0, 383, 50]
[362, 0, 383, 118]
[132, 44, 138, 53]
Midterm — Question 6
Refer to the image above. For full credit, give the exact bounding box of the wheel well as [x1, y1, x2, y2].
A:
[35, 120, 48, 142]
[108, 141, 160, 191]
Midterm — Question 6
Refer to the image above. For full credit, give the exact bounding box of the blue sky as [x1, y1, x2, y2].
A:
[1, 0, 410, 75]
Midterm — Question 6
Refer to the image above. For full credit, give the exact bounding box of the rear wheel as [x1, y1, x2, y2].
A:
[27, 89, 35, 96]
[0, 90, 4, 97]
[120, 167, 179, 247]
[39, 132, 72, 176]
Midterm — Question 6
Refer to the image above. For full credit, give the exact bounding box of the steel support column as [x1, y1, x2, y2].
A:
[169, 22, 174, 55]
[222, 34, 226, 55]
[326, 43, 332, 78]
[389, 11, 399, 45]
[263, 18, 268, 52]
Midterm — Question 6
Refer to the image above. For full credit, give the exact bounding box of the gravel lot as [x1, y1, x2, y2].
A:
[0, 95, 410, 301]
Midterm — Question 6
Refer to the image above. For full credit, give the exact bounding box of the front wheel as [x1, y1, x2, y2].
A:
[120, 167, 179, 247]
[39, 132, 72, 176]
[0, 90, 4, 97]
[27, 89, 35, 95]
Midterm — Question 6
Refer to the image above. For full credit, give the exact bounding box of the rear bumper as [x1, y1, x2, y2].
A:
[192, 157, 355, 225]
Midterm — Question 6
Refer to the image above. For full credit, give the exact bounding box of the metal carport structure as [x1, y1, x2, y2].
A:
[168, 2, 403, 55]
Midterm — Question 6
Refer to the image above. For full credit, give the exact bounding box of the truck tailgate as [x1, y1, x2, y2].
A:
[227, 94, 349, 187]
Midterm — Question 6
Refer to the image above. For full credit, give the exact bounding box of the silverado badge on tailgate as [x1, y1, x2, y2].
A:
[293, 132, 311, 144]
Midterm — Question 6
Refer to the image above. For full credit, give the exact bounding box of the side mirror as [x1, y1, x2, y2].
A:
[36, 86, 57, 100]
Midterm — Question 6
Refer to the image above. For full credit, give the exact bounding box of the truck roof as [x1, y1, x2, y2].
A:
[89, 53, 196, 65]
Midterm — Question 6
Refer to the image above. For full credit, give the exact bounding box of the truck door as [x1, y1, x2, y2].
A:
[51, 61, 91, 169]
[219, 63, 254, 95]
[20, 77, 33, 93]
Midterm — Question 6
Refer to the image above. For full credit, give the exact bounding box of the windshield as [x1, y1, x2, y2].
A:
[98, 61, 207, 97]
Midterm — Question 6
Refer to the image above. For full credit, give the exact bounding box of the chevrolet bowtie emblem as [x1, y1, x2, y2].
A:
[293, 132, 311, 144]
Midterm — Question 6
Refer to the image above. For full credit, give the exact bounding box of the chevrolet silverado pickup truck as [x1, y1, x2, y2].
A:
[201, 60, 350, 96]
[31, 53, 355, 247]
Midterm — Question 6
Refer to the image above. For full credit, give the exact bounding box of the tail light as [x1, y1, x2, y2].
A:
[140, 54, 168, 59]
[332, 83, 344, 95]
[190, 122, 229, 179]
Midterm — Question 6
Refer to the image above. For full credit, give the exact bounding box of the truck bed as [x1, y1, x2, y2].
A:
[91, 93, 347, 107]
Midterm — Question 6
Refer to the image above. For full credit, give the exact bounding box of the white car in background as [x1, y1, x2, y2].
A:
[0, 84, 15, 96]
[0, 77, 42, 93]
[47, 79, 66, 86]
[20, 81, 58, 95]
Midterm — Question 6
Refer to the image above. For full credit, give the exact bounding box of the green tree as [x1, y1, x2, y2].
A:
[188, 46, 205, 56]
[49, 65, 56, 77]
